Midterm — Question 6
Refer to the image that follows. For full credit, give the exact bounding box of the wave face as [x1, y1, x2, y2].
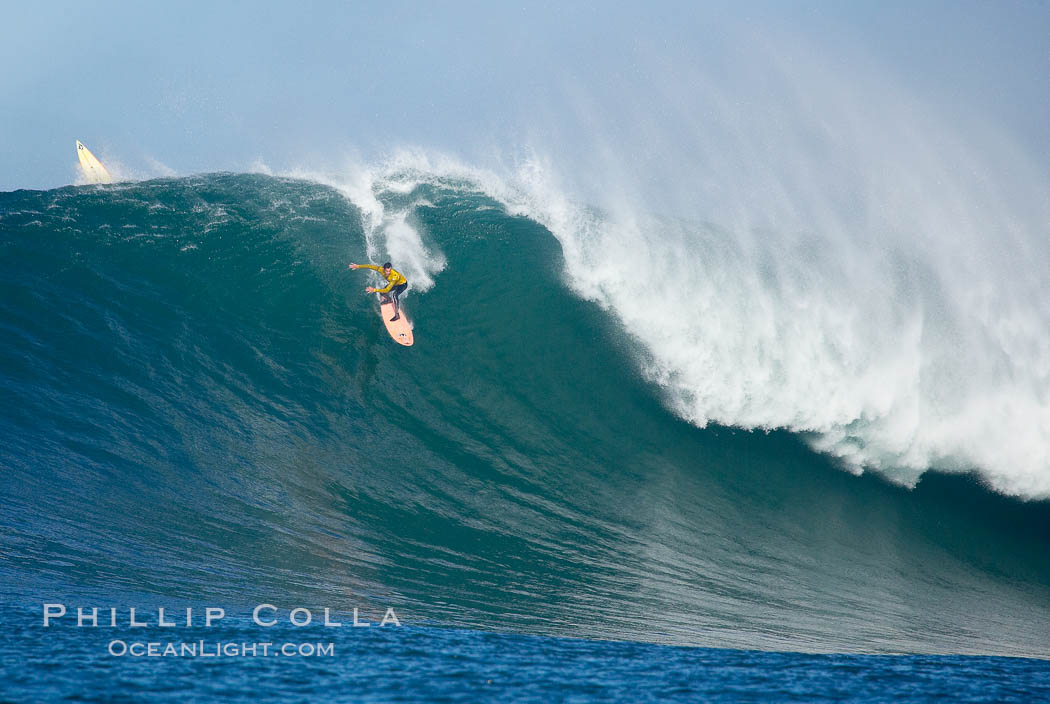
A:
[1, 173, 1049, 656]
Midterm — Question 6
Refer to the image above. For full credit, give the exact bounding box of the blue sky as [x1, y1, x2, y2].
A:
[1, 1, 1047, 191]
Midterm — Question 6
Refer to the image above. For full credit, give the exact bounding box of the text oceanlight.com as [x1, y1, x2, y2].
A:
[108, 640, 334, 658]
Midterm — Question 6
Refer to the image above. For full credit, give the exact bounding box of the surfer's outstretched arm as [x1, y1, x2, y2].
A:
[349, 263, 381, 272]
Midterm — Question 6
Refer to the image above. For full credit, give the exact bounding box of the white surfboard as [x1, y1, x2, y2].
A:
[76, 140, 112, 184]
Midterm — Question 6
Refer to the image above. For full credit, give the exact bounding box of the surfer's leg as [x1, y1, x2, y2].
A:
[390, 283, 406, 321]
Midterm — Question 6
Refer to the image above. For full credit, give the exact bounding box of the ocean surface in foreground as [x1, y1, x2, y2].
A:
[2, 601, 1048, 703]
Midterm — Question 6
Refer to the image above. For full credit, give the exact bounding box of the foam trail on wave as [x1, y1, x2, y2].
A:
[286, 158, 449, 292]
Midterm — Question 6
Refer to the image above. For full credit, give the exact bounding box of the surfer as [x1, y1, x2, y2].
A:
[349, 262, 408, 321]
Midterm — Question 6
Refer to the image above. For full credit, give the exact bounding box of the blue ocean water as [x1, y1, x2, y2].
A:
[3, 600, 1048, 703]
[1, 174, 1048, 699]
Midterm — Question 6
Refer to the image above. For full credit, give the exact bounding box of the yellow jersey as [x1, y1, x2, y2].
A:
[359, 264, 408, 293]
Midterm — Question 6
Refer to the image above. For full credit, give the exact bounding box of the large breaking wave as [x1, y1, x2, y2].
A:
[1, 171, 1048, 658]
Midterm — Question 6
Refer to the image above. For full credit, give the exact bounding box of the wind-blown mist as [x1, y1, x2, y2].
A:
[295, 27, 1049, 498]
[517, 34, 1050, 497]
